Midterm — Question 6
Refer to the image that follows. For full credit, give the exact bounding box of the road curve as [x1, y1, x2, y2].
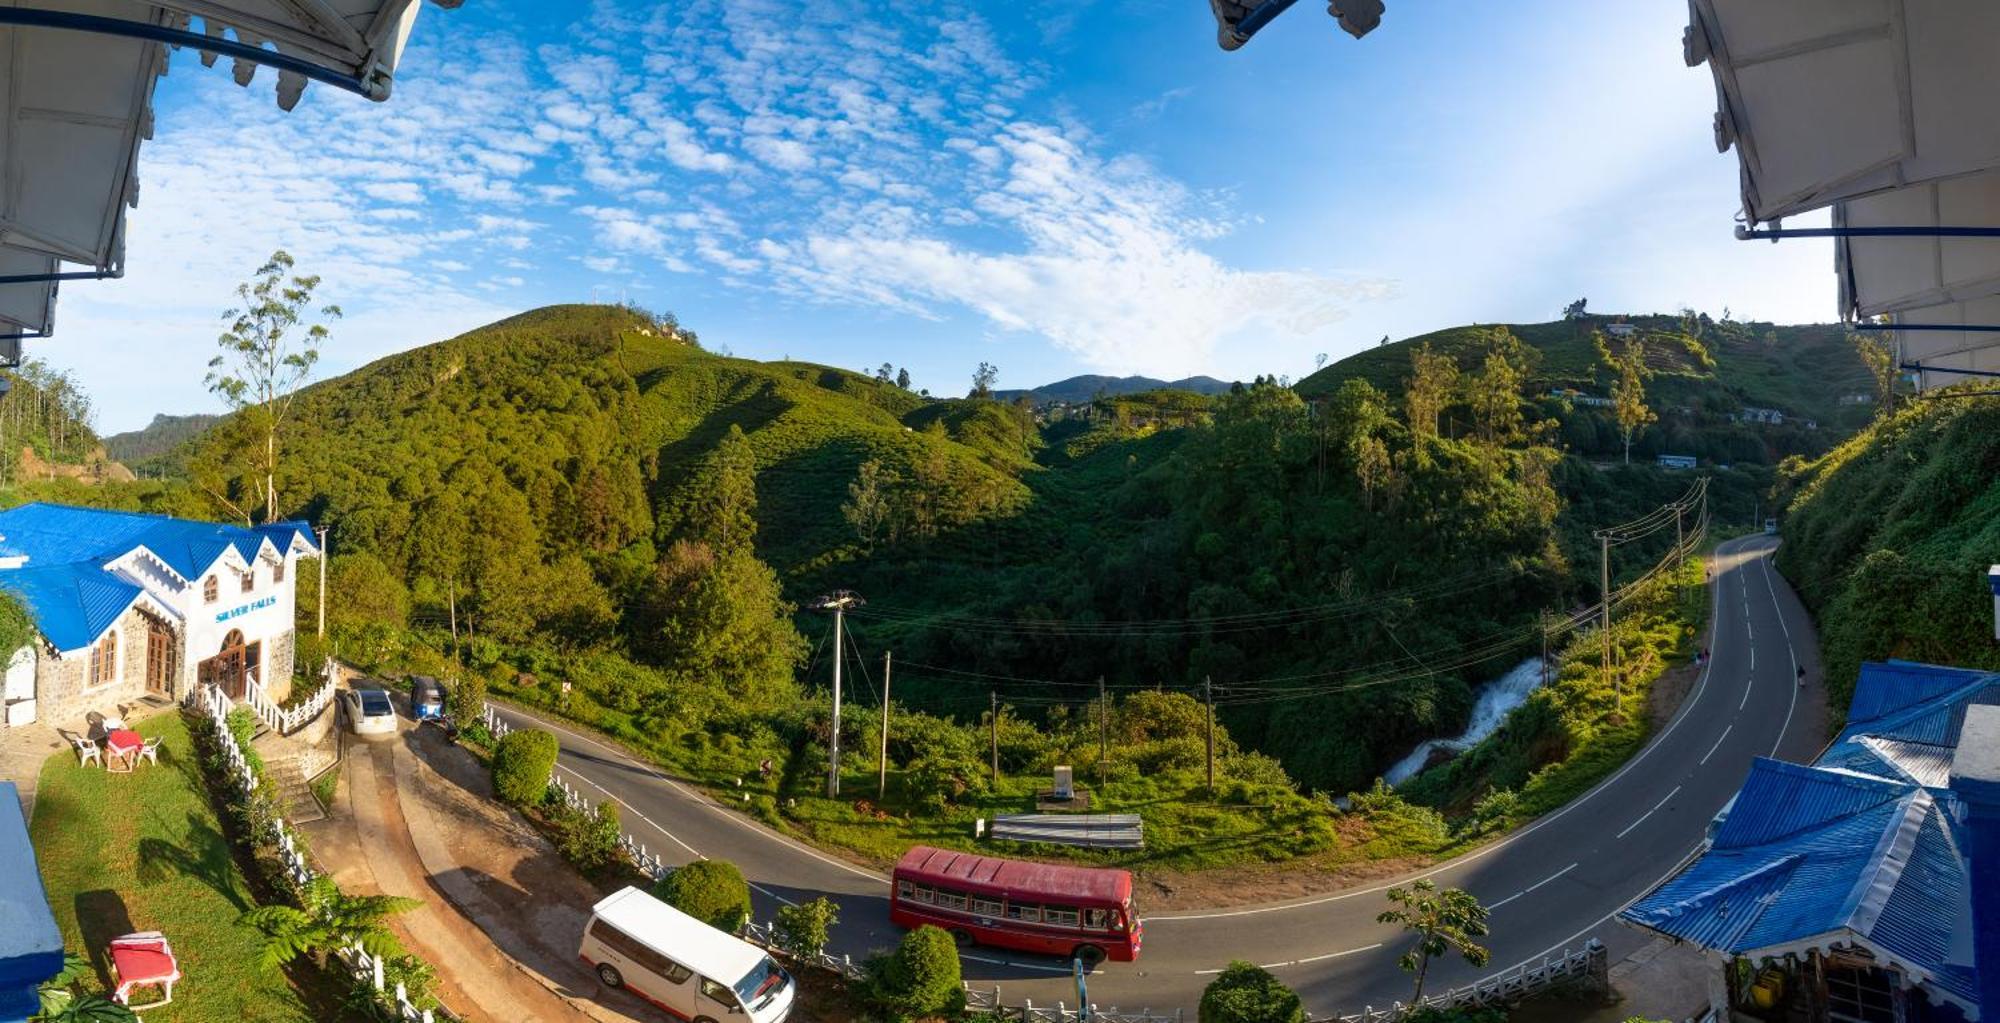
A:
[490, 534, 1823, 1016]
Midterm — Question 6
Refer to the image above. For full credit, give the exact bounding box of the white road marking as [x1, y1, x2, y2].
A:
[964, 954, 1080, 974]
[1615, 786, 1681, 840]
[1740, 675, 1753, 710]
[1699, 725, 1733, 765]
[493, 703, 884, 883]
[1155, 537, 1744, 923]
[1487, 863, 1578, 910]
[1194, 945, 1382, 975]
[1758, 554, 1803, 756]
[553, 763, 701, 857]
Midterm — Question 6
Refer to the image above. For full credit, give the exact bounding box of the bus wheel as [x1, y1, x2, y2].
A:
[596, 964, 624, 989]
[696, 1017, 719, 1023]
[952, 929, 975, 949]
[1074, 945, 1106, 969]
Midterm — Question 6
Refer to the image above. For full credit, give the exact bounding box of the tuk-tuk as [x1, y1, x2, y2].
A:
[411, 676, 447, 722]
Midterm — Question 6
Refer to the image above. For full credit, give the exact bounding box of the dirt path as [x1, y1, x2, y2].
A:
[342, 738, 587, 1021]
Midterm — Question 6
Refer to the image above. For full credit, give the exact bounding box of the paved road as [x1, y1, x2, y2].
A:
[491, 534, 1823, 1017]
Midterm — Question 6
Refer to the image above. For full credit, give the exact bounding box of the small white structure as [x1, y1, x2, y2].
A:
[1989, 565, 2000, 642]
[1052, 765, 1075, 801]
[1658, 454, 1697, 470]
[1605, 323, 1639, 338]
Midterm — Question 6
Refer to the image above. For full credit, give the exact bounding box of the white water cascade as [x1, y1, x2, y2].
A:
[1382, 657, 1547, 788]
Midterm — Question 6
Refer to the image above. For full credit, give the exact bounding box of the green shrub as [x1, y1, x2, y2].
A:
[1402, 1008, 1507, 1023]
[492, 729, 560, 807]
[1198, 961, 1303, 1023]
[864, 925, 964, 1021]
[654, 859, 751, 933]
[774, 896, 840, 958]
[449, 674, 487, 724]
[550, 800, 623, 872]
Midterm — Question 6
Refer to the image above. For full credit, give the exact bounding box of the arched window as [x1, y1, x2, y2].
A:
[272, 559, 285, 585]
[240, 570, 254, 594]
[203, 576, 218, 603]
[88, 630, 118, 687]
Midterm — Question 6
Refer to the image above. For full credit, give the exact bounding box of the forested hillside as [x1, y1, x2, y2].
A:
[1298, 314, 1875, 466]
[1775, 393, 2000, 714]
[104, 412, 221, 469]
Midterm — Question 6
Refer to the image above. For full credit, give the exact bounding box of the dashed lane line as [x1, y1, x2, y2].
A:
[1757, 554, 1803, 756]
[1194, 945, 1382, 975]
[1486, 863, 1578, 911]
[1699, 725, 1733, 766]
[963, 954, 1074, 974]
[1615, 785, 1681, 840]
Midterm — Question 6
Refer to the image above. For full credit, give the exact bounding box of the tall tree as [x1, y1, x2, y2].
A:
[1598, 333, 1656, 464]
[640, 539, 806, 706]
[1468, 333, 1526, 446]
[1562, 297, 1588, 320]
[875, 362, 894, 383]
[1377, 880, 1490, 1006]
[970, 361, 999, 399]
[896, 367, 912, 390]
[687, 425, 758, 553]
[1404, 343, 1458, 440]
[842, 458, 897, 549]
[205, 249, 339, 523]
[1852, 333, 1896, 416]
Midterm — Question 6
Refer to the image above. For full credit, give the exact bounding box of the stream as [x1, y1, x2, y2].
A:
[1382, 657, 1548, 787]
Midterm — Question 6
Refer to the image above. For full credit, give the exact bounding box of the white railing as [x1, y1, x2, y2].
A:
[188, 683, 457, 1022]
[243, 656, 337, 736]
[1319, 941, 1607, 1023]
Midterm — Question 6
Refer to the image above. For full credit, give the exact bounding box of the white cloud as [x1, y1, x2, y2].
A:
[361, 181, 425, 204]
[743, 135, 815, 171]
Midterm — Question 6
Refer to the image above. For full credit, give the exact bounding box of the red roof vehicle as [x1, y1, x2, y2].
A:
[890, 846, 1140, 965]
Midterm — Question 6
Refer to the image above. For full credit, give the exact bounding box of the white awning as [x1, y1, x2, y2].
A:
[1835, 171, 2000, 319]
[1880, 298, 2000, 387]
[1686, 0, 2000, 225]
[0, 0, 453, 365]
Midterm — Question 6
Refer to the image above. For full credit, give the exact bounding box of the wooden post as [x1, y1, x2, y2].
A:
[447, 578, 459, 658]
[878, 652, 891, 802]
[990, 690, 1000, 786]
[1097, 676, 1108, 786]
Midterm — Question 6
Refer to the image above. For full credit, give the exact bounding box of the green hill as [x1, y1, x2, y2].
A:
[103, 412, 222, 470]
[1775, 392, 2000, 715]
[1297, 315, 1877, 465]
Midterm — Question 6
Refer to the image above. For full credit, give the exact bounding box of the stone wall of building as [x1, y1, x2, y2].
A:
[32, 611, 158, 727]
[268, 629, 297, 703]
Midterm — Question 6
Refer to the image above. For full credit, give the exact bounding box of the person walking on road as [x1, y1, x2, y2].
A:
[1798, 665, 1807, 687]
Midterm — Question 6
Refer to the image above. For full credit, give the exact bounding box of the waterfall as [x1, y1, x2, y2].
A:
[1382, 657, 1547, 788]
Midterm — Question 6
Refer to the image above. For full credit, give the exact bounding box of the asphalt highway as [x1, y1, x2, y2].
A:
[490, 533, 1823, 1017]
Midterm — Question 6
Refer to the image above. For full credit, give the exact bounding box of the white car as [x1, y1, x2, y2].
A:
[337, 687, 398, 738]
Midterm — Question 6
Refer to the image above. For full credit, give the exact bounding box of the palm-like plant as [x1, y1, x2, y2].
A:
[35, 953, 137, 1023]
[240, 876, 420, 972]
[1376, 879, 1490, 1008]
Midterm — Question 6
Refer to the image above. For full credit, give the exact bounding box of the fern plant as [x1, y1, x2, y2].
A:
[239, 875, 419, 972]
[34, 953, 137, 1023]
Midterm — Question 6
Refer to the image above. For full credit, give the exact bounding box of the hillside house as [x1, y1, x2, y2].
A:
[1547, 387, 1615, 409]
[1657, 453, 1697, 469]
[0, 504, 318, 731]
[1605, 322, 1640, 338]
[1735, 406, 1787, 425]
[1623, 661, 1999, 1022]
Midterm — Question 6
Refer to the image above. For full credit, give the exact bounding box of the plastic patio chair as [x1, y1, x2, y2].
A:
[109, 931, 180, 1010]
[69, 735, 101, 768]
[137, 737, 162, 766]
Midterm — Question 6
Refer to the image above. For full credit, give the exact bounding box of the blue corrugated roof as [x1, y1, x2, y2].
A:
[0, 503, 316, 650]
[0, 780, 63, 1006]
[1623, 660, 1995, 1012]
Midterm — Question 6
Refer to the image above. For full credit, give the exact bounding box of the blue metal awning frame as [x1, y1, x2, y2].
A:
[0, 7, 384, 100]
[1741, 224, 2000, 241]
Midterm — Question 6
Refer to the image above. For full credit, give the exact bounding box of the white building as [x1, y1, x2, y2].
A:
[0, 503, 317, 729]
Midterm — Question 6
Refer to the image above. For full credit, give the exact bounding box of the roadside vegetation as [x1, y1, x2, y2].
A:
[1775, 389, 2000, 714]
[10, 301, 1775, 878]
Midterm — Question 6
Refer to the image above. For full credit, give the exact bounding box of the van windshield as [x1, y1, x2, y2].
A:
[734, 960, 781, 1005]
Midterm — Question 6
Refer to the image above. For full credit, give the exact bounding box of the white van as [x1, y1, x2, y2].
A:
[580, 886, 795, 1023]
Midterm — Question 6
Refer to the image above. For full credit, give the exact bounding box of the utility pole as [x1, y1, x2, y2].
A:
[1599, 532, 1615, 702]
[1097, 676, 1109, 786]
[447, 579, 459, 659]
[811, 590, 866, 798]
[1540, 609, 1550, 689]
[878, 652, 891, 802]
[1203, 676, 1216, 796]
[990, 690, 1000, 786]
[315, 525, 329, 638]
[1675, 501, 1685, 565]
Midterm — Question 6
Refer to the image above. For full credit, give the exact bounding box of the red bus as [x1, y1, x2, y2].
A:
[889, 846, 1141, 965]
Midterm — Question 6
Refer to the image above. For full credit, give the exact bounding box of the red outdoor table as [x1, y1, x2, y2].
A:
[106, 729, 143, 772]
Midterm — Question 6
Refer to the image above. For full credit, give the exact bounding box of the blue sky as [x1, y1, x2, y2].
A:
[55, 0, 1836, 432]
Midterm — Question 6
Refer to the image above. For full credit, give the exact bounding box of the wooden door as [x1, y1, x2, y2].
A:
[146, 625, 173, 696]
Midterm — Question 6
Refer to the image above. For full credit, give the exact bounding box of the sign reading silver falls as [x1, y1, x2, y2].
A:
[215, 597, 276, 624]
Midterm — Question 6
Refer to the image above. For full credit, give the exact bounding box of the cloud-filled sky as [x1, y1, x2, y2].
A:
[51, 0, 1838, 432]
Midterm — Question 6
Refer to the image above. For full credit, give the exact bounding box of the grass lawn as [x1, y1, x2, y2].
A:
[28, 712, 332, 1022]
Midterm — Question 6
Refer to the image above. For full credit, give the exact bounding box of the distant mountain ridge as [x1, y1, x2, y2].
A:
[103, 412, 222, 467]
[995, 373, 1236, 404]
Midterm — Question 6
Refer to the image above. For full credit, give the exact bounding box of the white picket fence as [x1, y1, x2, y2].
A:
[188, 683, 458, 1023]
[1320, 940, 1608, 1023]
[243, 656, 338, 736]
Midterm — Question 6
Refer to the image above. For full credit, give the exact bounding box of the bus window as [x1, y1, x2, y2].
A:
[938, 889, 969, 911]
[1083, 908, 1109, 930]
[971, 896, 1004, 917]
[1006, 902, 1041, 923]
[913, 885, 935, 904]
[897, 880, 914, 899]
[1046, 906, 1080, 928]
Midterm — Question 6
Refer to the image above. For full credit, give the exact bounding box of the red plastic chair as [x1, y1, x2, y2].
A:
[109, 931, 180, 1009]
